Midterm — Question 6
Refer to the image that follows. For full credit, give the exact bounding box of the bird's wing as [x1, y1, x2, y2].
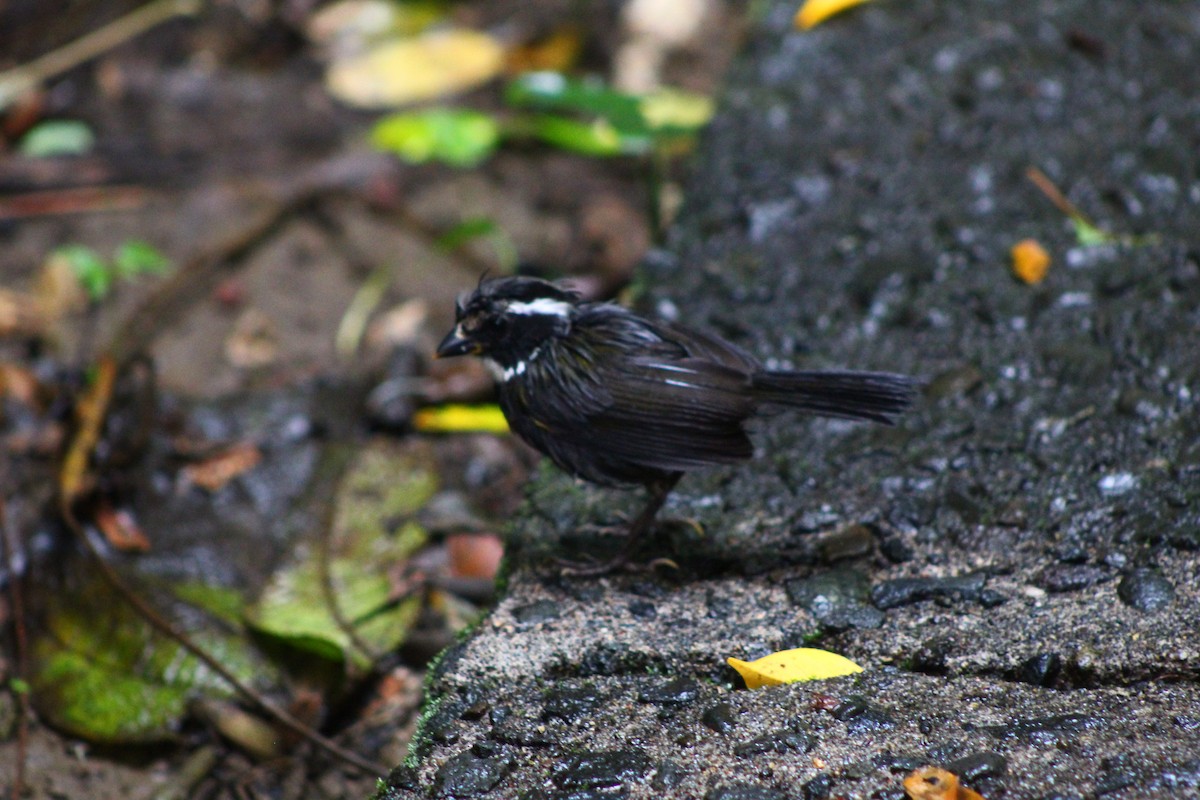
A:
[578, 351, 758, 472]
[651, 319, 764, 373]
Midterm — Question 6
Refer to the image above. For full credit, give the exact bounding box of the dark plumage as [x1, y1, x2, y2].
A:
[437, 276, 920, 573]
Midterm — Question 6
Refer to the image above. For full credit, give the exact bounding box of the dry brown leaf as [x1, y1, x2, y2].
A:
[505, 26, 583, 74]
[94, 501, 151, 552]
[0, 362, 44, 408]
[181, 442, 263, 491]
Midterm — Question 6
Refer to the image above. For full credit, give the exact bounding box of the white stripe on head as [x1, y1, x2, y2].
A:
[505, 298, 572, 317]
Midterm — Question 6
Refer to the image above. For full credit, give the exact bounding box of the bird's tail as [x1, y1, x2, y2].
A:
[751, 370, 921, 425]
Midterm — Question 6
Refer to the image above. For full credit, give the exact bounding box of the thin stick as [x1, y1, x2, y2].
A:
[1025, 165, 1089, 223]
[0, 0, 203, 110]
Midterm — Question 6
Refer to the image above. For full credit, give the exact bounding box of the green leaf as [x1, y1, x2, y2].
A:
[435, 217, 499, 251]
[434, 217, 517, 270]
[528, 114, 640, 156]
[247, 442, 435, 670]
[55, 244, 112, 301]
[29, 577, 275, 743]
[113, 240, 170, 279]
[1071, 215, 1114, 247]
[505, 73, 711, 156]
[506, 72, 647, 134]
[370, 108, 500, 167]
[18, 120, 95, 157]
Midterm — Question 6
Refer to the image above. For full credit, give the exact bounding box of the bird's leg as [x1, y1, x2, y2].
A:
[559, 472, 683, 577]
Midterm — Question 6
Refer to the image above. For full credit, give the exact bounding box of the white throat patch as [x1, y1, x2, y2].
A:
[505, 298, 572, 318]
[485, 346, 543, 382]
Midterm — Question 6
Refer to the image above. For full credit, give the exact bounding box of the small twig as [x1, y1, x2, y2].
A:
[1025, 165, 1090, 223]
[0, 185, 150, 221]
[0, 0, 204, 110]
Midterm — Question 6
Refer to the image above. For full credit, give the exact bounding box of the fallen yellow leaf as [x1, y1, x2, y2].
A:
[326, 28, 504, 108]
[795, 0, 877, 30]
[1011, 238, 1050, 285]
[728, 647, 863, 689]
[413, 404, 509, 434]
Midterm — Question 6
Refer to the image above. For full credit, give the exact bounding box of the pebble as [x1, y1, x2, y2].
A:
[1117, 568, 1174, 611]
[870, 572, 988, 609]
[552, 750, 651, 790]
[638, 677, 702, 706]
[434, 748, 512, 797]
[701, 703, 739, 733]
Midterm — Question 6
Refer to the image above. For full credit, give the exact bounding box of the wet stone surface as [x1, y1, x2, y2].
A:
[381, 0, 1200, 797]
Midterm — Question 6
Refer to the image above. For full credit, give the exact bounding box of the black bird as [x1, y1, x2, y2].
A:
[436, 276, 919, 573]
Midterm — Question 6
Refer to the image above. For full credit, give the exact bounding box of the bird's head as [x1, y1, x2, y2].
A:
[436, 276, 580, 368]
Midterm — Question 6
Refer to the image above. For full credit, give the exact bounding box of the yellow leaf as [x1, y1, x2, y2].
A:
[1011, 238, 1051, 285]
[326, 28, 504, 108]
[728, 647, 863, 689]
[794, 0, 877, 30]
[413, 404, 509, 434]
[639, 89, 714, 130]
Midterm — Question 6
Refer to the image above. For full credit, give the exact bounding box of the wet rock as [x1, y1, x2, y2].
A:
[552, 750, 652, 790]
[652, 760, 687, 790]
[489, 716, 556, 747]
[1117, 568, 1174, 611]
[434, 748, 513, 797]
[702, 703, 738, 733]
[734, 727, 814, 757]
[878, 536, 915, 564]
[627, 599, 657, 619]
[944, 750, 1007, 781]
[786, 568, 884, 631]
[706, 589, 735, 619]
[871, 752, 923, 772]
[830, 696, 896, 733]
[1017, 653, 1062, 687]
[1036, 564, 1113, 593]
[801, 773, 835, 799]
[1097, 472, 1139, 498]
[977, 588, 1008, 608]
[818, 523, 876, 562]
[638, 677, 702, 706]
[792, 507, 843, 533]
[705, 783, 790, 800]
[512, 599, 561, 625]
[543, 686, 608, 720]
[983, 712, 1101, 743]
[1054, 539, 1090, 564]
[386, 765, 420, 791]
[870, 572, 988, 609]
